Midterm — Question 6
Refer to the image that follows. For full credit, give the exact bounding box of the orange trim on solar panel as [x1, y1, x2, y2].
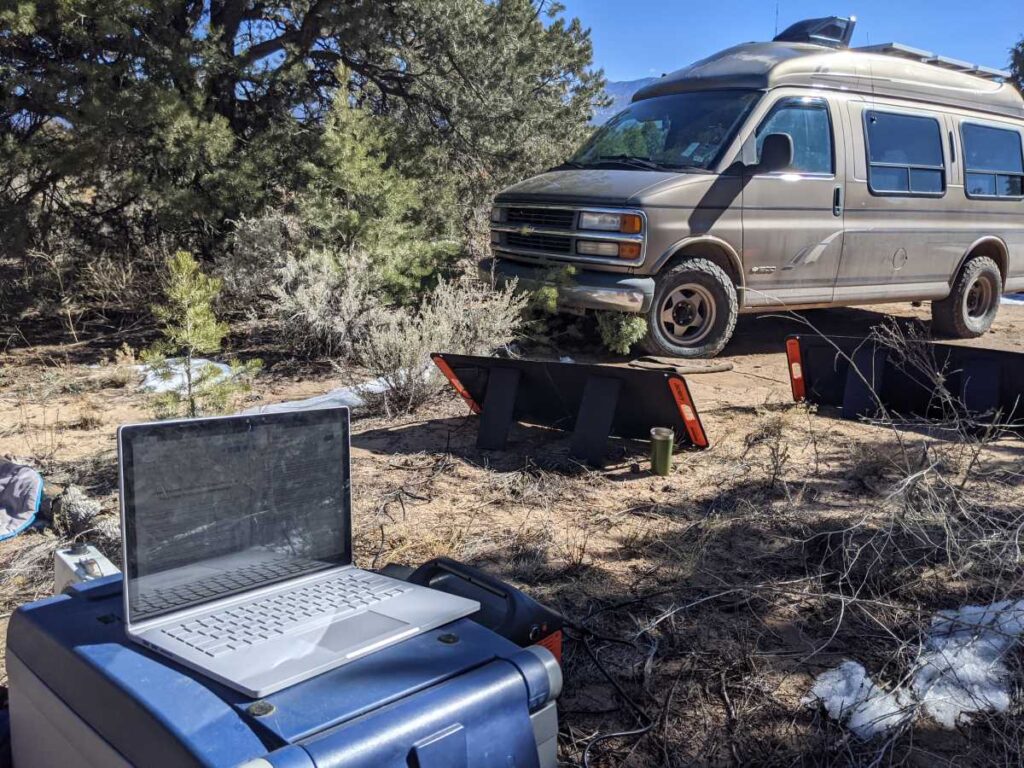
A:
[431, 355, 481, 414]
[667, 377, 708, 448]
[786, 338, 806, 401]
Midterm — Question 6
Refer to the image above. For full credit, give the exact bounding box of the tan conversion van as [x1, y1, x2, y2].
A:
[486, 16, 1024, 357]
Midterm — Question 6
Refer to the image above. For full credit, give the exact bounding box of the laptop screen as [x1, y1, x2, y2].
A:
[119, 408, 351, 624]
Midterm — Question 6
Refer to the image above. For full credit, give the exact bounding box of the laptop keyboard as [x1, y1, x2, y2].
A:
[136, 557, 322, 616]
[160, 572, 412, 657]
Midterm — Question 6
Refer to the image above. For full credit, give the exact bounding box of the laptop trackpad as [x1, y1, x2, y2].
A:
[298, 611, 408, 654]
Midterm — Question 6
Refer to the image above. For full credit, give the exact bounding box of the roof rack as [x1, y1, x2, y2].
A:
[854, 42, 1009, 82]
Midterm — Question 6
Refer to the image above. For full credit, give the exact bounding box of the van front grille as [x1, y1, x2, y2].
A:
[492, 205, 644, 264]
[505, 207, 577, 230]
[504, 232, 572, 253]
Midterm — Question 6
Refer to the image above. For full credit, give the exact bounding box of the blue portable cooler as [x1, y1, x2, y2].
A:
[5, 576, 560, 768]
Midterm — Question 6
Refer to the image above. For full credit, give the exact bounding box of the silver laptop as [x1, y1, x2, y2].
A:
[117, 407, 478, 698]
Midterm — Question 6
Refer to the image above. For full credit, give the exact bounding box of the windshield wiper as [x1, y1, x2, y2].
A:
[595, 155, 711, 172]
[597, 154, 667, 170]
[558, 156, 712, 173]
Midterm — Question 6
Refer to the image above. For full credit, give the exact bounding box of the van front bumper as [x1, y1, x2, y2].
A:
[480, 257, 655, 314]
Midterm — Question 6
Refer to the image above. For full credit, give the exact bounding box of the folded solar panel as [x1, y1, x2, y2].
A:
[432, 353, 708, 465]
[784, 335, 1024, 433]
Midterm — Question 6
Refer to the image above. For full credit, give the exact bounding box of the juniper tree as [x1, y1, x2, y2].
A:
[1012, 37, 1024, 94]
[1, 1, 603, 269]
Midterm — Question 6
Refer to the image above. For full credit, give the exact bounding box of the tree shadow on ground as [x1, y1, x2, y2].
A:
[352, 414, 705, 476]
[525, 510, 1012, 766]
[447, 450, 1021, 767]
[1, 305, 159, 364]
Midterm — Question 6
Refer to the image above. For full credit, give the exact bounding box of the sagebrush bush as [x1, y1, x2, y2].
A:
[354, 278, 527, 414]
[272, 248, 385, 359]
[219, 210, 304, 313]
[9, 226, 167, 329]
[235, 96, 459, 342]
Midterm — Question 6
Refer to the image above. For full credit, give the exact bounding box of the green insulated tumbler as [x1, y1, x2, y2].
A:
[650, 427, 674, 476]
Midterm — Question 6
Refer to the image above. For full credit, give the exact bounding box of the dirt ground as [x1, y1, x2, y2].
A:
[2, 302, 1024, 766]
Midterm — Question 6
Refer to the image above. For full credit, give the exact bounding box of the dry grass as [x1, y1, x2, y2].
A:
[2, 310, 1024, 766]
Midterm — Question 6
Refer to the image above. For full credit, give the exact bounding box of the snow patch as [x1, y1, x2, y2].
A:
[806, 600, 1024, 738]
[138, 358, 232, 394]
[804, 661, 914, 739]
[913, 600, 1024, 728]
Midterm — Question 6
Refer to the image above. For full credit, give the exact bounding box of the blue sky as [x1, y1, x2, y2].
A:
[557, 1, 1023, 82]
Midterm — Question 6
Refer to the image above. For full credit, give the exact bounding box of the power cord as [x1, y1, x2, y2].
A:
[563, 621, 660, 768]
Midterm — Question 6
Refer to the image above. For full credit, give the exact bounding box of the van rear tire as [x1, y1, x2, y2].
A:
[641, 259, 738, 359]
[931, 256, 1002, 339]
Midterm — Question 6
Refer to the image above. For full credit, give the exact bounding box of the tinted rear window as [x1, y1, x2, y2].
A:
[962, 123, 1024, 199]
[865, 111, 945, 195]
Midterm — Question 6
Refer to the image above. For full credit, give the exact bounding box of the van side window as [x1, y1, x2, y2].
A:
[865, 111, 945, 196]
[961, 123, 1024, 199]
[756, 99, 833, 174]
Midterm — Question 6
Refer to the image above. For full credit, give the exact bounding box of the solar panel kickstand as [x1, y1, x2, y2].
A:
[569, 375, 622, 466]
[961, 358, 1001, 420]
[477, 366, 521, 450]
[842, 346, 887, 420]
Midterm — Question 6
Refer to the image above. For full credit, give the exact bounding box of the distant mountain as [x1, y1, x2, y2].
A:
[592, 77, 658, 124]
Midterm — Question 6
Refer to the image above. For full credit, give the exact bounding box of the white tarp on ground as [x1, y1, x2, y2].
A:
[805, 600, 1024, 738]
[136, 358, 413, 414]
[242, 377, 395, 414]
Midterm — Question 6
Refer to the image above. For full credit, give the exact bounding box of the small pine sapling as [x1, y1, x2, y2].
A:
[596, 312, 648, 356]
[143, 251, 261, 418]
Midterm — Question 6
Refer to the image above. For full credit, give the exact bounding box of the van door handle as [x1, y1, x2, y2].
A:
[832, 186, 844, 217]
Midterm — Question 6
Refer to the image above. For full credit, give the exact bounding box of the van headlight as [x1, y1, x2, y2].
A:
[578, 211, 643, 234]
[490, 206, 504, 223]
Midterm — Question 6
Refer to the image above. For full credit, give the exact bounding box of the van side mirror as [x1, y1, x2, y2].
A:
[758, 133, 794, 173]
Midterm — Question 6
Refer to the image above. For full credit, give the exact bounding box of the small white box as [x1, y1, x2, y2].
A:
[53, 543, 120, 595]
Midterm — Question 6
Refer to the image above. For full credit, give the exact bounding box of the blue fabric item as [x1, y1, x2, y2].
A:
[0, 462, 43, 541]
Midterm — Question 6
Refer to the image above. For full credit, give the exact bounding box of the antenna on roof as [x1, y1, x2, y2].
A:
[774, 16, 856, 48]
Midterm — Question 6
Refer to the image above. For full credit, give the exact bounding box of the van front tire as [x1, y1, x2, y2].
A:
[642, 259, 738, 359]
[931, 256, 1002, 339]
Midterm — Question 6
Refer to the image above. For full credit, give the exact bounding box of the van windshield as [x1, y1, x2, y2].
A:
[570, 91, 760, 171]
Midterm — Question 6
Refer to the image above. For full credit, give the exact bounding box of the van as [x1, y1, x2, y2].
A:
[485, 16, 1024, 357]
